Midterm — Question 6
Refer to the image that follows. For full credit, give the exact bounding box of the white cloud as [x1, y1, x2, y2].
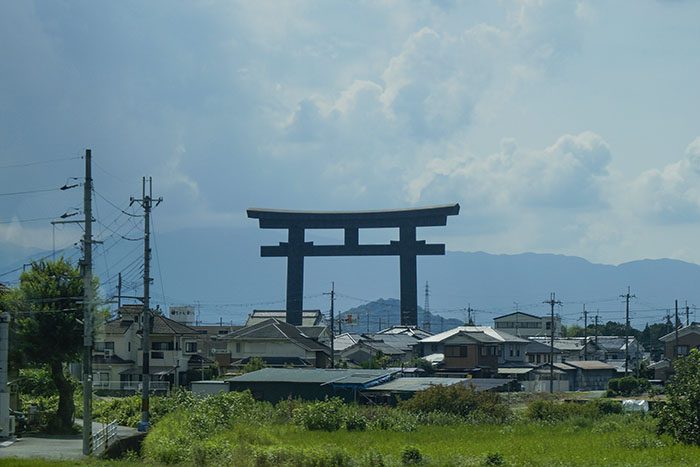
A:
[406, 131, 612, 209]
[630, 137, 700, 223]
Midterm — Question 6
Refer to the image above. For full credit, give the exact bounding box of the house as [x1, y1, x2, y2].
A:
[494, 312, 562, 338]
[417, 326, 529, 375]
[525, 339, 562, 365]
[339, 339, 408, 366]
[564, 360, 617, 390]
[520, 360, 616, 392]
[529, 337, 587, 362]
[245, 309, 325, 326]
[221, 318, 331, 368]
[594, 336, 645, 371]
[93, 305, 209, 391]
[659, 322, 700, 359]
[227, 367, 399, 402]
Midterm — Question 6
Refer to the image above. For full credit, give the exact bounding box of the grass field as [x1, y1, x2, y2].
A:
[2, 417, 700, 466]
[192, 418, 700, 466]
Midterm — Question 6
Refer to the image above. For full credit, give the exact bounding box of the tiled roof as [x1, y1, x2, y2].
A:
[222, 318, 330, 354]
[151, 313, 200, 335]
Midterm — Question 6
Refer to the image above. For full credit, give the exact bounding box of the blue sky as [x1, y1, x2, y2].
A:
[2, 0, 700, 268]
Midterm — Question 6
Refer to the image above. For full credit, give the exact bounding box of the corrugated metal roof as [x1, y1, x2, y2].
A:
[564, 360, 616, 370]
[367, 377, 515, 392]
[228, 367, 398, 385]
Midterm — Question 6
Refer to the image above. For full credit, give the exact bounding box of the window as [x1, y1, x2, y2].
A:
[445, 345, 468, 358]
[516, 348, 520, 357]
[151, 351, 164, 359]
[509, 347, 514, 357]
[529, 355, 535, 363]
[481, 346, 487, 357]
[94, 341, 115, 352]
[235, 343, 242, 353]
[185, 341, 198, 353]
[128, 342, 131, 352]
[677, 345, 689, 356]
[152, 341, 174, 351]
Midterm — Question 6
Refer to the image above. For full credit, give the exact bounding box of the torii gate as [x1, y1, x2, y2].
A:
[247, 204, 460, 326]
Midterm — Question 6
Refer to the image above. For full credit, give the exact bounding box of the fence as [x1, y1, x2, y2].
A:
[91, 419, 118, 455]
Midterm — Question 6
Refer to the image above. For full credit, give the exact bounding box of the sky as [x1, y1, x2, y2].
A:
[2, 0, 700, 277]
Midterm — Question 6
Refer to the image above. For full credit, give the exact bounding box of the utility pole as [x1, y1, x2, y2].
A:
[466, 304, 475, 326]
[594, 312, 599, 347]
[81, 149, 94, 455]
[685, 301, 690, 327]
[544, 293, 562, 393]
[583, 305, 588, 361]
[131, 177, 162, 432]
[675, 300, 680, 359]
[117, 272, 122, 309]
[0, 312, 10, 439]
[620, 287, 635, 376]
[323, 283, 335, 368]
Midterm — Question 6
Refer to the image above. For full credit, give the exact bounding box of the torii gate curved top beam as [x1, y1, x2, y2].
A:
[247, 204, 460, 327]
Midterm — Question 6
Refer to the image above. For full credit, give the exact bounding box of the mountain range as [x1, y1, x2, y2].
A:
[1, 226, 698, 328]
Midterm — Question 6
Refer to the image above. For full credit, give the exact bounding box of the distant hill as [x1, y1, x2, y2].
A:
[336, 298, 463, 334]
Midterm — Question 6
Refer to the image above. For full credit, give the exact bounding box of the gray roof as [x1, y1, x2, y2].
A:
[228, 367, 399, 385]
[659, 322, 700, 342]
[104, 309, 200, 336]
[298, 326, 328, 339]
[564, 360, 616, 371]
[362, 334, 420, 352]
[367, 377, 515, 393]
[222, 319, 330, 354]
[525, 340, 562, 354]
[333, 333, 363, 351]
[494, 311, 544, 321]
[245, 310, 325, 326]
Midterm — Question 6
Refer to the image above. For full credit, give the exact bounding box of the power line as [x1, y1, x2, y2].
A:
[0, 216, 57, 225]
[0, 187, 63, 197]
[0, 155, 81, 170]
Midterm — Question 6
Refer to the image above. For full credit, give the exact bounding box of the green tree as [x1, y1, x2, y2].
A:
[2, 259, 96, 433]
[242, 356, 265, 374]
[658, 349, 700, 445]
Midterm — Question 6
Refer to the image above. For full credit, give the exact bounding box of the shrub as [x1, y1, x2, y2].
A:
[657, 349, 700, 445]
[344, 411, 368, 431]
[399, 384, 510, 422]
[526, 400, 598, 422]
[292, 398, 344, 431]
[593, 399, 623, 415]
[401, 446, 423, 465]
[484, 452, 506, 465]
[253, 445, 352, 466]
[607, 376, 650, 396]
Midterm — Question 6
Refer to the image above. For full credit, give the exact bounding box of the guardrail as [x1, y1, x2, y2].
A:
[92, 419, 118, 455]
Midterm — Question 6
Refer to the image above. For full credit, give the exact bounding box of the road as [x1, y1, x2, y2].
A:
[0, 420, 138, 460]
